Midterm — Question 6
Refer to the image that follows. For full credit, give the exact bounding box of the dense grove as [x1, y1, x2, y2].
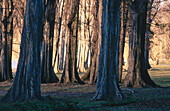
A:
[0, 0, 169, 110]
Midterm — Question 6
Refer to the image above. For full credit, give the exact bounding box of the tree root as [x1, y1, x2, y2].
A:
[121, 88, 134, 93]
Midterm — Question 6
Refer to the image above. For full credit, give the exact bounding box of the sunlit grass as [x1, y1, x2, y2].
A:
[149, 64, 170, 87]
[121, 64, 170, 87]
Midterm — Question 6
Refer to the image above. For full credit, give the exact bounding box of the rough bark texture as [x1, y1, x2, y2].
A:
[2, 0, 45, 102]
[41, 0, 59, 83]
[60, 0, 84, 84]
[118, 0, 128, 83]
[0, 0, 13, 82]
[92, 0, 122, 101]
[122, 0, 158, 88]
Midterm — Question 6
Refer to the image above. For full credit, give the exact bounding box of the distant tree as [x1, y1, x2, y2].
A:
[2, 0, 45, 102]
[53, 0, 65, 71]
[92, 0, 122, 101]
[41, 0, 59, 83]
[118, 0, 129, 83]
[80, 0, 99, 84]
[0, 0, 13, 82]
[60, 0, 84, 84]
[122, 0, 159, 87]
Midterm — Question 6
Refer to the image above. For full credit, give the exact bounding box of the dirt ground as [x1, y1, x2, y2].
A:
[0, 64, 170, 110]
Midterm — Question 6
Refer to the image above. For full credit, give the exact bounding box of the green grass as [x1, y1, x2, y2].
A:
[149, 64, 170, 87]
[0, 96, 16, 111]
[0, 64, 170, 111]
[121, 64, 170, 87]
[0, 96, 83, 111]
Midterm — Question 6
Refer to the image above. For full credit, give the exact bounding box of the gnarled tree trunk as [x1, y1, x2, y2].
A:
[2, 0, 45, 102]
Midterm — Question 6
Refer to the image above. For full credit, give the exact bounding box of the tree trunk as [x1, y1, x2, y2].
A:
[88, 0, 99, 85]
[145, 30, 151, 69]
[41, 0, 59, 83]
[144, 0, 155, 69]
[60, 0, 84, 84]
[118, 0, 128, 83]
[80, 0, 99, 84]
[92, 0, 122, 101]
[2, 0, 45, 102]
[0, 0, 13, 82]
[0, 1, 2, 81]
[53, 0, 65, 71]
[122, 0, 158, 88]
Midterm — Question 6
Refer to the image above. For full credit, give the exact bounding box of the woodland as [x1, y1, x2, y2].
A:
[0, 0, 170, 110]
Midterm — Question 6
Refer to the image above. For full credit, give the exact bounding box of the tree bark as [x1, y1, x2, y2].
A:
[60, 0, 84, 84]
[88, 0, 99, 85]
[144, 0, 157, 69]
[80, 0, 99, 84]
[0, 0, 13, 82]
[122, 0, 158, 88]
[145, 30, 151, 69]
[41, 0, 59, 83]
[0, 1, 2, 81]
[2, 0, 45, 102]
[53, 0, 65, 71]
[92, 0, 122, 101]
[118, 0, 128, 83]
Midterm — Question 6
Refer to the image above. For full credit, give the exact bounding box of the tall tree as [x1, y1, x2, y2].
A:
[0, 0, 3, 81]
[122, 0, 159, 87]
[92, 0, 122, 101]
[80, 0, 99, 84]
[41, 0, 59, 83]
[2, 0, 45, 102]
[0, 0, 13, 82]
[145, 0, 160, 69]
[118, 0, 128, 83]
[53, 0, 65, 72]
[60, 0, 84, 84]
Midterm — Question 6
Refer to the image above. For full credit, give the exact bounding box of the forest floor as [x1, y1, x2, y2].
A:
[0, 64, 170, 111]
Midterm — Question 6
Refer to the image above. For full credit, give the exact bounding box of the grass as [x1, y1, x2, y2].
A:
[121, 64, 170, 87]
[12, 96, 83, 111]
[0, 64, 170, 111]
[0, 96, 16, 111]
[0, 96, 83, 111]
[148, 64, 170, 87]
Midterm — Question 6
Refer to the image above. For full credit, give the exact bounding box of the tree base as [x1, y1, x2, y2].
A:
[2, 89, 44, 102]
[122, 70, 160, 88]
